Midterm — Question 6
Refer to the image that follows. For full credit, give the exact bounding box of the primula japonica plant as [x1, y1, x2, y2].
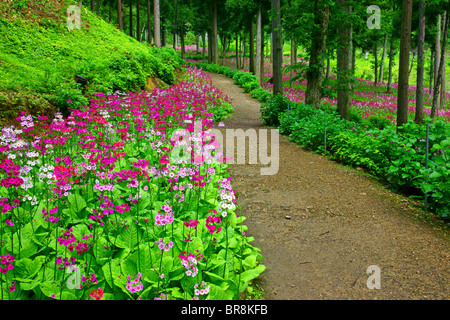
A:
[0, 66, 264, 300]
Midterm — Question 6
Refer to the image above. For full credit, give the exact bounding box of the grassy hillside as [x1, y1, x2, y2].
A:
[0, 0, 183, 125]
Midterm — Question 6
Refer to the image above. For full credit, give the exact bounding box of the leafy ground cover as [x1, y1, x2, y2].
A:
[0, 65, 264, 300]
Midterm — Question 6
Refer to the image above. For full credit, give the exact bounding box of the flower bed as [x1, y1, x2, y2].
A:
[0, 66, 264, 300]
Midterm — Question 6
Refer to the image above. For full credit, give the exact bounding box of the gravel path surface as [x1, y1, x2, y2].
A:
[207, 71, 450, 300]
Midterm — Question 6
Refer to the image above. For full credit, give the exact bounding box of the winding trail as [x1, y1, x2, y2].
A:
[207, 72, 450, 300]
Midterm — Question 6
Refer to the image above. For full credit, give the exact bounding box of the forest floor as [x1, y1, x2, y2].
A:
[207, 71, 450, 300]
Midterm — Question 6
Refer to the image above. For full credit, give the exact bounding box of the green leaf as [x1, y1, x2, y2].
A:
[13, 256, 45, 279]
[67, 193, 87, 215]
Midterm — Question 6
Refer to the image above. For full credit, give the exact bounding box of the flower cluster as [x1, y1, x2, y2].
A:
[179, 250, 203, 277]
[126, 273, 144, 294]
[155, 238, 173, 251]
[0, 254, 14, 274]
[192, 281, 210, 300]
[89, 288, 104, 300]
[206, 213, 222, 234]
[43, 206, 59, 223]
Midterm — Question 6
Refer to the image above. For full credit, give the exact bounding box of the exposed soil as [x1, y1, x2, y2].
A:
[207, 72, 450, 300]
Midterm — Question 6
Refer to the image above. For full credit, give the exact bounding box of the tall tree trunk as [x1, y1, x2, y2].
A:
[236, 32, 240, 69]
[326, 49, 331, 79]
[173, 0, 177, 49]
[118, 0, 123, 31]
[272, 0, 283, 96]
[181, 18, 185, 58]
[256, 7, 263, 82]
[129, 0, 133, 38]
[270, 32, 273, 63]
[305, 0, 330, 107]
[408, 50, 416, 80]
[431, 10, 449, 119]
[202, 32, 206, 60]
[136, 0, 140, 41]
[147, 0, 152, 45]
[291, 39, 296, 84]
[208, 31, 212, 64]
[415, 0, 426, 124]
[379, 33, 388, 82]
[397, 0, 413, 129]
[387, 33, 395, 93]
[249, 21, 255, 74]
[429, 49, 434, 92]
[374, 40, 378, 85]
[91, 0, 94, 11]
[212, 1, 219, 65]
[337, 0, 352, 120]
[441, 12, 447, 108]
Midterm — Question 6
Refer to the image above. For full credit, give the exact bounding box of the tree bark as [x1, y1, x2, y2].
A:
[415, 0, 425, 124]
[387, 33, 394, 93]
[249, 21, 255, 74]
[154, 0, 161, 47]
[136, 0, 140, 41]
[379, 33, 388, 82]
[181, 18, 185, 58]
[118, 0, 123, 31]
[129, 0, 133, 38]
[305, 0, 330, 107]
[212, 1, 219, 65]
[236, 32, 240, 69]
[337, 0, 352, 120]
[91, 0, 94, 11]
[431, 10, 449, 119]
[256, 7, 263, 82]
[441, 12, 447, 108]
[272, 0, 283, 96]
[202, 32, 206, 60]
[397, 0, 413, 129]
[374, 40, 378, 85]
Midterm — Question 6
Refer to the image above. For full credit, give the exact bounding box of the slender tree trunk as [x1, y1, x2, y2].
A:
[429, 49, 434, 92]
[272, 0, 283, 96]
[305, 0, 330, 107]
[291, 39, 296, 84]
[337, 0, 352, 120]
[256, 7, 263, 82]
[397, 0, 413, 129]
[136, 0, 140, 41]
[270, 32, 273, 63]
[208, 31, 212, 64]
[431, 11, 449, 119]
[379, 33, 388, 82]
[249, 21, 255, 74]
[326, 49, 331, 79]
[266, 34, 269, 57]
[129, 0, 133, 38]
[202, 32, 206, 60]
[236, 32, 240, 69]
[91, 0, 94, 11]
[408, 50, 416, 80]
[441, 12, 447, 108]
[374, 40, 378, 85]
[181, 18, 185, 58]
[415, 0, 426, 124]
[387, 33, 395, 93]
[153, 0, 159, 46]
[118, 0, 123, 31]
[212, 1, 219, 65]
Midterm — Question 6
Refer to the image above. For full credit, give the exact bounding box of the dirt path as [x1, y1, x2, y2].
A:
[207, 72, 450, 300]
